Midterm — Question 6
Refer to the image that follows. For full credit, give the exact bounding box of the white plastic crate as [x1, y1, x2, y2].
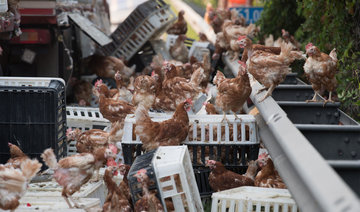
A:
[211, 186, 299, 212]
[122, 114, 258, 145]
[0, 77, 65, 87]
[109, 1, 176, 60]
[66, 106, 111, 156]
[0, 196, 100, 212]
[188, 41, 210, 62]
[26, 181, 106, 206]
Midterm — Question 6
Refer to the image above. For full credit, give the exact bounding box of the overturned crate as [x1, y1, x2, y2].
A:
[100, 0, 176, 60]
[122, 114, 260, 196]
[211, 186, 299, 212]
[128, 146, 203, 212]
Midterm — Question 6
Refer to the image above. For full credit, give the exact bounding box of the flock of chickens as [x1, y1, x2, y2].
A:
[0, 5, 340, 212]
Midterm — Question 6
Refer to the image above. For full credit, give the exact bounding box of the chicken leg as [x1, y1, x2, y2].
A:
[233, 111, 242, 122]
[323, 91, 335, 106]
[256, 87, 267, 95]
[221, 111, 230, 125]
[306, 92, 319, 103]
[258, 84, 276, 102]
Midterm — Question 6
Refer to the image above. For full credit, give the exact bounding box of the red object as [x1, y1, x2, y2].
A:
[238, 35, 247, 41]
[10, 29, 51, 44]
[19, 8, 57, 24]
[19, 8, 55, 16]
[305, 43, 314, 50]
[26, 203, 31, 207]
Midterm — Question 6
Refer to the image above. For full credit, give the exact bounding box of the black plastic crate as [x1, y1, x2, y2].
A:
[273, 85, 314, 102]
[127, 149, 162, 205]
[0, 79, 67, 165]
[122, 143, 260, 197]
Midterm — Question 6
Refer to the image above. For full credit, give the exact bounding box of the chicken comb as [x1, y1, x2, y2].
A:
[258, 152, 269, 159]
[185, 98, 193, 105]
[137, 169, 147, 174]
[281, 29, 286, 34]
[151, 71, 156, 77]
[66, 128, 73, 136]
[237, 35, 247, 41]
[108, 143, 117, 154]
[305, 43, 314, 50]
[8, 142, 13, 147]
[94, 79, 103, 87]
[238, 60, 246, 68]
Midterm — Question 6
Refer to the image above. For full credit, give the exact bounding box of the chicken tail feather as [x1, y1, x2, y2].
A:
[41, 148, 58, 170]
[329, 48, 337, 62]
[21, 159, 42, 181]
[190, 67, 205, 86]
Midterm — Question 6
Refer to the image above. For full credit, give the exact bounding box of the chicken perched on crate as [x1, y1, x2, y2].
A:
[132, 75, 156, 108]
[96, 81, 135, 124]
[135, 99, 192, 151]
[0, 159, 42, 211]
[255, 153, 287, 189]
[213, 32, 228, 60]
[304, 43, 338, 104]
[206, 160, 258, 192]
[66, 121, 123, 153]
[93, 79, 119, 99]
[6, 143, 29, 169]
[238, 36, 306, 102]
[133, 169, 164, 212]
[166, 10, 187, 35]
[198, 32, 209, 42]
[192, 53, 212, 89]
[87, 55, 135, 82]
[213, 61, 251, 123]
[169, 35, 189, 63]
[103, 166, 132, 212]
[41, 147, 116, 208]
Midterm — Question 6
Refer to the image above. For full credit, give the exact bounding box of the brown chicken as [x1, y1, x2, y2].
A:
[88, 55, 135, 81]
[162, 63, 204, 108]
[204, 3, 214, 24]
[97, 84, 135, 123]
[192, 53, 212, 89]
[213, 61, 251, 122]
[72, 79, 93, 106]
[209, 8, 231, 33]
[169, 35, 189, 63]
[132, 75, 156, 108]
[198, 32, 209, 42]
[304, 43, 338, 104]
[115, 71, 133, 103]
[66, 121, 123, 153]
[41, 147, 116, 208]
[94, 79, 119, 99]
[239, 36, 281, 63]
[118, 163, 132, 204]
[0, 159, 42, 211]
[206, 160, 258, 192]
[230, 9, 246, 26]
[255, 154, 287, 189]
[103, 166, 132, 212]
[167, 10, 187, 35]
[238, 36, 305, 102]
[281, 29, 301, 50]
[135, 100, 192, 151]
[6, 143, 29, 169]
[213, 32, 228, 60]
[133, 169, 164, 212]
[205, 101, 218, 115]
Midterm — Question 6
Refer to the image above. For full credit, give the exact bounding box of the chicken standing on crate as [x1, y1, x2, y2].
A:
[66, 121, 123, 153]
[304, 43, 338, 104]
[135, 99, 192, 151]
[166, 10, 187, 35]
[132, 75, 156, 108]
[103, 166, 132, 212]
[41, 147, 116, 208]
[133, 169, 164, 212]
[96, 81, 135, 124]
[238, 36, 306, 102]
[169, 35, 189, 63]
[255, 153, 287, 189]
[0, 159, 42, 211]
[213, 61, 251, 123]
[212, 32, 228, 60]
[206, 160, 258, 192]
